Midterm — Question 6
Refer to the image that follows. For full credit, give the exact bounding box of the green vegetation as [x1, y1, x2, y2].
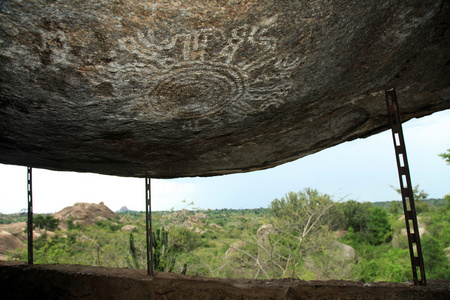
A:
[4, 193, 448, 282]
[0, 212, 28, 224]
[32, 215, 60, 234]
[4, 184, 449, 282]
[439, 149, 450, 165]
[263, 188, 338, 278]
[151, 227, 177, 272]
[3, 149, 449, 281]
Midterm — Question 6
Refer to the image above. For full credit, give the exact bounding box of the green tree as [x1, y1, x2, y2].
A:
[338, 200, 372, 232]
[268, 188, 335, 227]
[366, 207, 392, 245]
[33, 215, 60, 234]
[389, 201, 401, 215]
[439, 149, 450, 165]
[391, 184, 430, 214]
[226, 189, 337, 280]
[267, 188, 337, 278]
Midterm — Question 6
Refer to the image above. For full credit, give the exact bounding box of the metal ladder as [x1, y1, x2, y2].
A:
[27, 167, 33, 265]
[385, 88, 426, 285]
[145, 172, 154, 276]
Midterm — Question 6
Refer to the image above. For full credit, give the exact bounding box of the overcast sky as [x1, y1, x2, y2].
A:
[1, 109, 449, 214]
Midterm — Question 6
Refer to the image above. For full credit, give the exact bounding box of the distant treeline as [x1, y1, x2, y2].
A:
[371, 198, 446, 210]
[2, 199, 445, 224]
[118, 208, 270, 216]
[119, 199, 447, 215]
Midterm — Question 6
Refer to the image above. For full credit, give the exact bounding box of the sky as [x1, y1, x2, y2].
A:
[1, 109, 449, 214]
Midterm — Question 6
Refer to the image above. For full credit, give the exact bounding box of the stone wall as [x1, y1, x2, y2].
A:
[1, 262, 449, 299]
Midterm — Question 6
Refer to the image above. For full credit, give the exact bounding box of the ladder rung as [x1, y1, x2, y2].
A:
[409, 233, 417, 243]
[404, 210, 413, 220]
[402, 190, 412, 197]
[412, 257, 421, 267]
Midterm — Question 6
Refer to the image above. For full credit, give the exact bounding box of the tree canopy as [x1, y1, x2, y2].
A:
[33, 215, 60, 233]
[439, 149, 450, 165]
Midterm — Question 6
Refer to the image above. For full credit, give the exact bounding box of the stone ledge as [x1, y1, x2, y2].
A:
[1, 262, 449, 299]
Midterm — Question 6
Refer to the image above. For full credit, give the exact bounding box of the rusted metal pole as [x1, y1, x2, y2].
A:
[145, 173, 153, 276]
[385, 88, 426, 285]
[27, 167, 33, 265]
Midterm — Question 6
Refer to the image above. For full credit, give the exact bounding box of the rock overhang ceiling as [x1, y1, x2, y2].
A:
[0, 0, 449, 178]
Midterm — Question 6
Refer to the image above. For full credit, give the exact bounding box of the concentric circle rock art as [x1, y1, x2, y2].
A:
[113, 19, 300, 124]
[148, 63, 246, 119]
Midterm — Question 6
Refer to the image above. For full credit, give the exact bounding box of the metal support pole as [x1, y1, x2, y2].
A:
[385, 88, 426, 285]
[27, 167, 33, 265]
[145, 173, 153, 276]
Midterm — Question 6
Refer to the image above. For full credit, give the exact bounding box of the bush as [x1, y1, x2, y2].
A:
[354, 248, 410, 282]
[169, 227, 203, 252]
[421, 235, 450, 279]
[95, 219, 121, 231]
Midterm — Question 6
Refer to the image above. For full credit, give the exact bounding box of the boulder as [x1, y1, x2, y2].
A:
[257, 224, 276, 248]
[0, 222, 27, 239]
[0, 230, 25, 258]
[209, 223, 225, 231]
[121, 225, 137, 232]
[397, 215, 429, 238]
[194, 213, 208, 220]
[332, 241, 356, 261]
[95, 216, 108, 222]
[256, 224, 277, 262]
[194, 227, 206, 234]
[225, 241, 247, 257]
[0, 222, 46, 242]
[0, 1, 448, 178]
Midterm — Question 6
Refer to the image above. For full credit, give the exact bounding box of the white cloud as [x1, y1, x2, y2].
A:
[151, 179, 198, 211]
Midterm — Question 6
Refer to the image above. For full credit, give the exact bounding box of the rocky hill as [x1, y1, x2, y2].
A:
[0, 202, 120, 260]
[53, 202, 119, 228]
[117, 206, 131, 213]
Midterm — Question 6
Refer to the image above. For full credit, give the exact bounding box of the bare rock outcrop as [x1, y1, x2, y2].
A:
[257, 224, 276, 248]
[0, 230, 24, 260]
[170, 209, 208, 229]
[0, 0, 448, 178]
[225, 241, 247, 258]
[0, 222, 27, 240]
[53, 202, 119, 228]
[445, 247, 450, 264]
[393, 215, 430, 248]
[209, 223, 225, 231]
[332, 241, 357, 262]
[121, 225, 137, 232]
[194, 213, 208, 220]
[0, 222, 46, 242]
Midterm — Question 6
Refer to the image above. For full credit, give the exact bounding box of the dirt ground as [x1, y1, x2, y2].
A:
[1, 261, 449, 299]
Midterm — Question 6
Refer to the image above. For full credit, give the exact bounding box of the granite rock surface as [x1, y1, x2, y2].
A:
[0, 0, 449, 178]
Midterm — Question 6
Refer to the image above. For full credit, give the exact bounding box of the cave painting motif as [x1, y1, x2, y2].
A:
[117, 16, 300, 121]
